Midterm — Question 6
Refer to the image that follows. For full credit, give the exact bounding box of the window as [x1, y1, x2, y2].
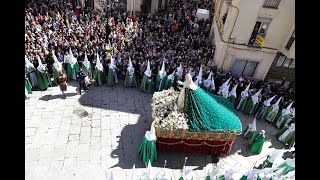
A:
[248, 18, 271, 46]
[263, 0, 281, 9]
[285, 31, 295, 50]
[275, 55, 295, 69]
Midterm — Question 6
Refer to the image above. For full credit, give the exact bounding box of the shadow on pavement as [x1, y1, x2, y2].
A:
[76, 79, 288, 171]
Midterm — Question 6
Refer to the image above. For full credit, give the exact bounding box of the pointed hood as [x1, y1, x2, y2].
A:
[145, 124, 156, 141]
[194, 65, 203, 86]
[83, 52, 90, 68]
[68, 47, 77, 65]
[228, 84, 238, 98]
[156, 160, 172, 180]
[158, 60, 167, 79]
[142, 160, 156, 179]
[188, 68, 194, 78]
[131, 164, 136, 180]
[52, 50, 62, 72]
[272, 97, 282, 109]
[211, 76, 216, 90]
[144, 60, 152, 77]
[203, 71, 213, 88]
[251, 89, 262, 105]
[286, 101, 294, 111]
[241, 83, 251, 97]
[95, 53, 103, 71]
[267, 150, 282, 163]
[220, 77, 231, 90]
[177, 63, 183, 73]
[250, 118, 257, 132]
[176, 63, 183, 78]
[36, 55, 46, 73]
[263, 95, 276, 106]
[127, 57, 134, 73]
[25, 55, 34, 68]
[109, 56, 116, 69]
[167, 70, 176, 80]
[221, 84, 230, 96]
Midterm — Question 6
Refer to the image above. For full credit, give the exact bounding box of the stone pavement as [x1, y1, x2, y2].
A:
[25, 80, 294, 180]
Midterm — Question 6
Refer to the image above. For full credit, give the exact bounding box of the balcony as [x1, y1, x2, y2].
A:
[263, 0, 281, 9]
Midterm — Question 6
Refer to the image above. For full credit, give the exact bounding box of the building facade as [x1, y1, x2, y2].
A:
[211, 0, 295, 82]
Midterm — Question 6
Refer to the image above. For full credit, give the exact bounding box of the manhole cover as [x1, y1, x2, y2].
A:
[73, 108, 89, 117]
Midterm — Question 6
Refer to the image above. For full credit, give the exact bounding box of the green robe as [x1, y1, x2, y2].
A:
[229, 95, 237, 106]
[242, 97, 259, 115]
[243, 124, 258, 141]
[53, 66, 66, 86]
[107, 67, 117, 86]
[140, 74, 154, 94]
[155, 73, 167, 91]
[163, 77, 174, 90]
[265, 107, 279, 123]
[248, 134, 265, 154]
[256, 105, 272, 121]
[138, 136, 157, 165]
[124, 70, 137, 87]
[276, 126, 295, 148]
[94, 68, 105, 86]
[66, 62, 79, 81]
[36, 71, 50, 90]
[236, 96, 249, 111]
[276, 161, 295, 175]
[25, 78, 32, 99]
[275, 114, 292, 129]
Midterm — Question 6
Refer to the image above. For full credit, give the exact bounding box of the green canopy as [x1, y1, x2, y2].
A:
[184, 87, 242, 133]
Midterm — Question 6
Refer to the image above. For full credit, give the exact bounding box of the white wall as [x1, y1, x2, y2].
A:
[230, 0, 264, 44]
[260, 0, 295, 49]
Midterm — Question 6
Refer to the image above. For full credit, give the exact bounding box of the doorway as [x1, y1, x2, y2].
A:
[230, 59, 258, 77]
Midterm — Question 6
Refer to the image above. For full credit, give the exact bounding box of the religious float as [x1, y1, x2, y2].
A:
[151, 74, 242, 155]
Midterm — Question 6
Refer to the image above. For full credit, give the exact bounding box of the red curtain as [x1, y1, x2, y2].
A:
[156, 137, 235, 155]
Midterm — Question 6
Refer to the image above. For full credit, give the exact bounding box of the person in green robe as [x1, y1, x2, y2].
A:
[228, 84, 238, 105]
[25, 76, 32, 99]
[242, 89, 262, 115]
[236, 83, 251, 111]
[94, 53, 105, 86]
[52, 50, 65, 86]
[25, 56, 38, 89]
[163, 70, 175, 90]
[107, 56, 118, 86]
[275, 158, 295, 176]
[66, 47, 80, 81]
[140, 60, 154, 93]
[276, 123, 295, 148]
[35, 55, 50, 91]
[124, 57, 137, 87]
[275, 102, 294, 129]
[221, 84, 230, 98]
[138, 124, 157, 165]
[203, 71, 213, 92]
[243, 118, 257, 141]
[155, 60, 167, 91]
[217, 77, 231, 95]
[255, 95, 276, 121]
[248, 130, 265, 155]
[82, 52, 93, 78]
[240, 169, 262, 180]
[266, 97, 282, 123]
[194, 65, 203, 87]
[258, 150, 282, 169]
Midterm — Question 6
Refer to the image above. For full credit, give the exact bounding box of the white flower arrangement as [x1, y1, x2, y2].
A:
[152, 88, 189, 130]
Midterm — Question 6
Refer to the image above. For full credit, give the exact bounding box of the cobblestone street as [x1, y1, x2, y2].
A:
[25, 81, 293, 180]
